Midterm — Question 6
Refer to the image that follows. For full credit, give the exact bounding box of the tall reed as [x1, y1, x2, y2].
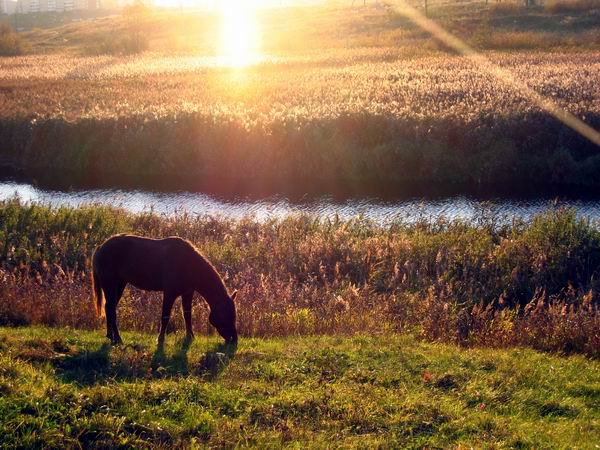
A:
[1, 200, 598, 356]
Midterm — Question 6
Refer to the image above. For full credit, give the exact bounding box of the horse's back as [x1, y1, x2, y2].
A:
[94, 234, 151, 262]
[96, 235, 192, 254]
[93, 234, 198, 291]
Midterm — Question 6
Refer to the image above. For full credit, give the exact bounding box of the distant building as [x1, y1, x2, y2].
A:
[13, 0, 100, 13]
[0, 0, 17, 14]
[2, 0, 17, 13]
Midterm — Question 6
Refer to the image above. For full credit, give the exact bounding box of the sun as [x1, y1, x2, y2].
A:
[219, 0, 262, 67]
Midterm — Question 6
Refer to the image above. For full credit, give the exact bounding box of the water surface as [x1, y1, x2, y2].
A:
[2, 180, 600, 226]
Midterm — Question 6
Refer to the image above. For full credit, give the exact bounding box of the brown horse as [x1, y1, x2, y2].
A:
[92, 234, 237, 345]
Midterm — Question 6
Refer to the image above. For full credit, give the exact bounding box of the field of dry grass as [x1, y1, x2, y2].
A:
[6, 0, 600, 55]
[1, 2, 599, 190]
[0, 49, 598, 189]
[2, 51, 598, 121]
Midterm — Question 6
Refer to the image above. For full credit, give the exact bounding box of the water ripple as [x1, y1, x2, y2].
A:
[2, 181, 600, 226]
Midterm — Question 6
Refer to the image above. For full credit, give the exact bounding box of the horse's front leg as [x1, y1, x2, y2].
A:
[182, 290, 194, 341]
[157, 291, 177, 346]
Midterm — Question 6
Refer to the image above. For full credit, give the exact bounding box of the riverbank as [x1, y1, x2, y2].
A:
[2, 0, 600, 194]
[0, 200, 598, 356]
[0, 326, 598, 448]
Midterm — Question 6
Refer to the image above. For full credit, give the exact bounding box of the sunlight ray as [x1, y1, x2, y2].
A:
[392, 1, 600, 147]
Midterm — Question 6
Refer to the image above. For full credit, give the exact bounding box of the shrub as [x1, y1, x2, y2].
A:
[87, 0, 150, 56]
[544, 0, 600, 14]
[488, 1, 526, 15]
[0, 23, 29, 56]
[88, 31, 149, 55]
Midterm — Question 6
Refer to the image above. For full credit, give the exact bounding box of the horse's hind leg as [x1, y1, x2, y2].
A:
[105, 279, 126, 345]
[157, 291, 177, 346]
[182, 290, 194, 341]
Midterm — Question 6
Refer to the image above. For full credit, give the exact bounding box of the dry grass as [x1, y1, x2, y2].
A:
[488, 1, 526, 15]
[473, 29, 600, 49]
[1, 200, 598, 357]
[1, 4, 599, 189]
[13, 1, 600, 56]
[1, 50, 599, 188]
[474, 30, 562, 49]
[2, 51, 597, 120]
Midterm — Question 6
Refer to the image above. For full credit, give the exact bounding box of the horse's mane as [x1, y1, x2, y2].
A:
[186, 240, 229, 299]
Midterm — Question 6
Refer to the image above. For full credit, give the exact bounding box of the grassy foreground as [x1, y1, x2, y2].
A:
[0, 326, 598, 448]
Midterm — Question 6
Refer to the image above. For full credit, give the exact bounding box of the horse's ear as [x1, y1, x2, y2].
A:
[231, 290, 237, 301]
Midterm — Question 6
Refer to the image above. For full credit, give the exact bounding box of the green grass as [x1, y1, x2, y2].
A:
[0, 326, 598, 448]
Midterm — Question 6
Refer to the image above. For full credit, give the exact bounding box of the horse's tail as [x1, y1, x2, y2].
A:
[92, 258, 105, 318]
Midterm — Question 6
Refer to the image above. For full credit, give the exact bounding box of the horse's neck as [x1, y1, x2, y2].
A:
[194, 256, 227, 305]
[201, 284, 226, 307]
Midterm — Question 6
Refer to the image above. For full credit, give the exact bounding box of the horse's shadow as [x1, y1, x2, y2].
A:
[54, 337, 237, 385]
[193, 340, 238, 380]
[151, 337, 194, 376]
[54, 342, 114, 385]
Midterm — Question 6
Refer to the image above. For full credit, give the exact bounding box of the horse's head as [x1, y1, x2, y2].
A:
[209, 290, 238, 343]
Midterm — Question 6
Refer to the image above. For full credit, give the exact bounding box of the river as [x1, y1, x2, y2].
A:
[2, 179, 600, 226]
